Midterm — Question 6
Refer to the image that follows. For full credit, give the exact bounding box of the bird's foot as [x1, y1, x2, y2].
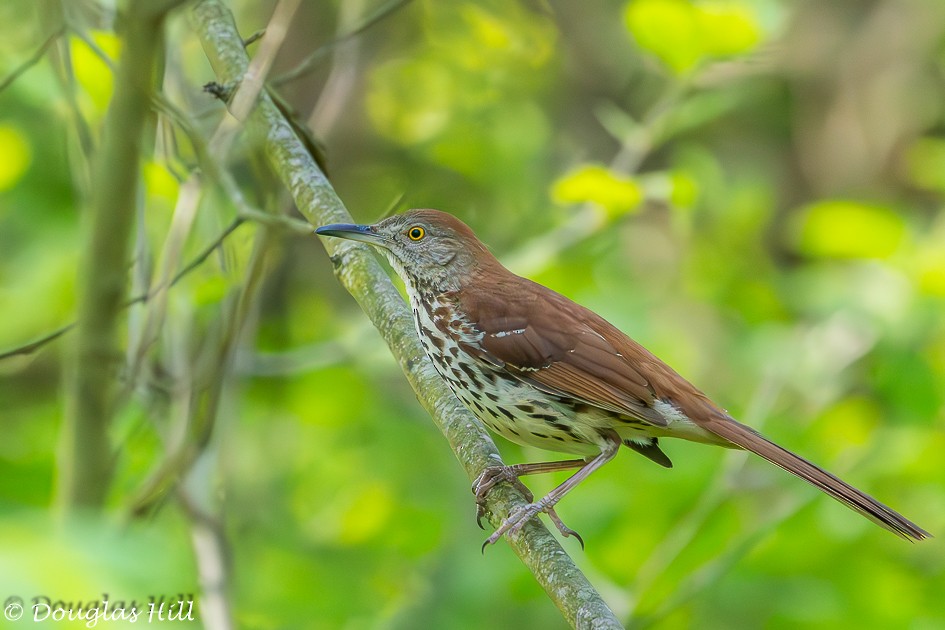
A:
[473, 465, 534, 528]
[473, 465, 584, 550]
[472, 466, 535, 529]
[472, 465, 522, 502]
[481, 497, 584, 551]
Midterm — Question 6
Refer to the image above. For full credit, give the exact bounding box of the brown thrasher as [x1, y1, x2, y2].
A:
[316, 209, 930, 547]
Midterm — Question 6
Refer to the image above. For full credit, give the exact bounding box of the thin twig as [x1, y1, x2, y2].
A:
[243, 29, 265, 47]
[0, 26, 65, 93]
[47, 23, 95, 195]
[126, 0, 296, 377]
[272, 0, 414, 86]
[128, 0, 302, 382]
[0, 324, 76, 360]
[307, 0, 365, 133]
[0, 219, 246, 361]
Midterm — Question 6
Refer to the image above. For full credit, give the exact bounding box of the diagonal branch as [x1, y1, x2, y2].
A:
[191, 1, 622, 627]
[0, 25, 65, 93]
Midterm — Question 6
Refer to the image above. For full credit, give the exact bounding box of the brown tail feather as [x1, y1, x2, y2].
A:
[704, 415, 931, 541]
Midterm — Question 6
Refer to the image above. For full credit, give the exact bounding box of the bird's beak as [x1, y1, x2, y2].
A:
[315, 223, 387, 247]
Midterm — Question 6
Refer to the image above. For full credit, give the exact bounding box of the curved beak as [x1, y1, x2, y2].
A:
[315, 223, 387, 247]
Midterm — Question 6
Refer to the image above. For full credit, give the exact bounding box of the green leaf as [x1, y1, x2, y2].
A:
[70, 31, 121, 114]
[551, 164, 643, 216]
[0, 124, 31, 191]
[625, 0, 763, 74]
[791, 200, 908, 259]
[669, 170, 699, 207]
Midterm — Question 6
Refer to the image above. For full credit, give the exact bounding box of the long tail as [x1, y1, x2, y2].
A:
[704, 415, 931, 541]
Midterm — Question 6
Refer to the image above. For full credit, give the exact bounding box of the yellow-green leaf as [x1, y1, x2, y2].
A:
[143, 161, 180, 205]
[0, 124, 31, 190]
[669, 171, 699, 207]
[625, 0, 763, 74]
[551, 164, 643, 215]
[912, 242, 945, 296]
[792, 200, 907, 259]
[70, 31, 121, 114]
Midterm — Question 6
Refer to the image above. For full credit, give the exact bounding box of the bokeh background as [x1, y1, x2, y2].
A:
[1, 0, 944, 628]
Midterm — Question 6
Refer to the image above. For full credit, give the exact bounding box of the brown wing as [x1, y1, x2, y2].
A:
[458, 276, 672, 427]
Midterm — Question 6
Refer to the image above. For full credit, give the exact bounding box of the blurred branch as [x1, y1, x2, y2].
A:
[237, 339, 350, 375]
[0, 204, 309, 362]
[0, 323, 76, 360]
[127, 10, 302, 626]
[0, 25, 65, 93]
[41, 6, 96, 195]
[178, 490, 233, 630]
[131, 198, 278, 630]
[307, 0, 366, 134]
[129, 0, 303, 519]
[191, 1, 623, 627]
[0, 218, 246, 361]
[129, 0, 300, 384]
[627, 369, 784, 608]
[272, 0, 414, 86]
[57, 1, 181, 511]
[216, 0, 301, 145]
[180, 483, 234, 630]
[627, 526, 771, 630]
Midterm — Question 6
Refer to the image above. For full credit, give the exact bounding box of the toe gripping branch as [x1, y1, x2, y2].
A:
[471, 460, 590, 552]
[471, 436, 622, 552]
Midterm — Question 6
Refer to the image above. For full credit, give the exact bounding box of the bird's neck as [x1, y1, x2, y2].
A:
[386, 248, 509, 300]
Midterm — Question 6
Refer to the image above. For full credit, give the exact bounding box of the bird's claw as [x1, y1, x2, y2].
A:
[480, 501, 584, 551]
[473, 465, 583, 550]
[482, 503, 536, 549]
[472, 465, 532, 528]
[472, 465, 518, 503]
[547, 509, 585, 550]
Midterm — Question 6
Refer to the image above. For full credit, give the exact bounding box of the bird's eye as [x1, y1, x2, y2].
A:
[407, 226, 425, 241]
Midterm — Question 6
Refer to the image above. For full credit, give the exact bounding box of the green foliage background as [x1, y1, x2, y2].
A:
[1, 0, 944, 628]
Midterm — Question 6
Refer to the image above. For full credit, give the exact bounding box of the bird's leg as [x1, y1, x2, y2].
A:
[483, 436, 621, 548]
[473, 459, 589, 545]
[472, 459, 589, 502]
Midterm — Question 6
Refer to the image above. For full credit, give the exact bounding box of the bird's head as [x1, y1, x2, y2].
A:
[316, 209, 499, 294]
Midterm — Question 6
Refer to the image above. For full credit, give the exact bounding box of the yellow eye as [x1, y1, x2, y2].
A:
[407, 226, 425, 241]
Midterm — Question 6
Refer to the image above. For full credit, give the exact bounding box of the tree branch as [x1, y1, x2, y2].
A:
[57, 1, 178, 510]
[191, 1, 623, 627]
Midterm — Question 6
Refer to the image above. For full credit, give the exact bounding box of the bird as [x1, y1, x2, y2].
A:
[316, 209, 930, 547]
